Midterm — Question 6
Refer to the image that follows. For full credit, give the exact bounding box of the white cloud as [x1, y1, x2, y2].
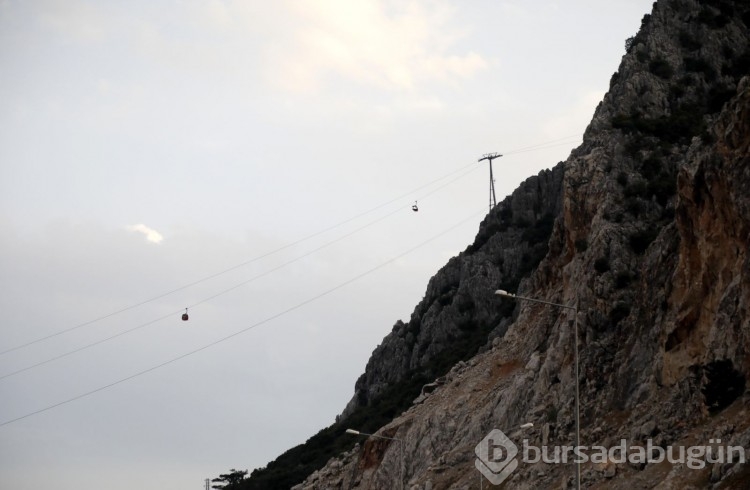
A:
[127, 224, 164, 244]
[263, 0, 488, 93]
[36, 0, 114, 43]
[31, 0, 487, 100]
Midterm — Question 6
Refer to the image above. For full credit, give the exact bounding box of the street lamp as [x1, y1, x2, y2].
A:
[495, 289, 581, 490]
[346, 429, 404, 490]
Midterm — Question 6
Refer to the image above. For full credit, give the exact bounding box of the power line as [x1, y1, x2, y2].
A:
[0, 208, 485, 427]
[0, 165, 482, 381]
[503, 134, 582, 155]
[0, 133, 581, 357]
[0, 161, 479, 357]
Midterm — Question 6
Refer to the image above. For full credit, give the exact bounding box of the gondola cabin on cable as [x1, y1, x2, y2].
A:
[182, 308, 189, 321]
[412, 201, 419, 212]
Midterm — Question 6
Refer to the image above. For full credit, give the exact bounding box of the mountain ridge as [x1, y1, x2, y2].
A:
[242, 0, 750, 488]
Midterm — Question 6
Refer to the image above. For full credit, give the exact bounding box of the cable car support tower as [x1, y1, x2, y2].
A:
[478, 152, 502, 213]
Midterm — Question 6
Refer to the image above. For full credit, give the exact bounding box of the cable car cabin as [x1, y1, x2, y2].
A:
[412, 201, 419, 212]
[182, 309, 189, 321]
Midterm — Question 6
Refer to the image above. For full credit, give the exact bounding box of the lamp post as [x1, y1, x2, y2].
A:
[346, 429, 404, 490]
[495, 289, 581, 490]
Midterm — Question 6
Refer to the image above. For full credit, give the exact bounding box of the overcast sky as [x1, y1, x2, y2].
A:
[0, 1, 653, 489]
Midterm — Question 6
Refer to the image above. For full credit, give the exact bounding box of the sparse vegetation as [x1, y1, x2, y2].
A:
[575, 238, 588, 253]
[615, 271, 634, 289]
[625, 180, 648, 198]
[697, 5, 731, 28]
[647, 171, 677, 206]
[242, 207, 556, 489]
[521, 213, 555, 245]
[649, 57, 674, 79]
[238, 6, 750, 488]
[594, 257, 611, 274]
[546, 405, 559, 423]
[213, 470, 248, 490]
[626, 197, 644, 218]
[678, 30, 702, 50]
[641, 155, 663, 180]
[629, 227, 659, 254]
[702, 360, 746, 414]
[609, 302, 632, 326]
[684, 56, 717, 81]
[617, 172, 629, 186]
[612, 106, 706, 144]
[610, 71, 620, 88]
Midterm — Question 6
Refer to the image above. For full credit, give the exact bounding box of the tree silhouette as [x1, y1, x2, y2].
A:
[212, 469, 248, 489]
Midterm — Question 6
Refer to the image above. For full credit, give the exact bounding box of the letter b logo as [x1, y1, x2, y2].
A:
[475, 429, 519, 485]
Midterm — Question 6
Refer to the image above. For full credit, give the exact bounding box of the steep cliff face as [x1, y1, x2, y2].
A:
[340, 165, 565, 419]
[288, 0, 750, 488]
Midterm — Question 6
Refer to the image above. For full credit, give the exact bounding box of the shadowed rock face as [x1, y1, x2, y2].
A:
[339, 164, 566, 420]
[247, 1, 750, 488]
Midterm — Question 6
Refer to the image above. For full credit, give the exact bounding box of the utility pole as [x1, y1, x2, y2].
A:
[478, 153, 502, 212]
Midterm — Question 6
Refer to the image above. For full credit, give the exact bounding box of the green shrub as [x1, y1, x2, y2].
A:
[615, 271, 633, 289]
[614, 105, 706, 144]
[677, 74, 695, 87]
[546, 405, 559, 423]
[617, 172, 629, 186]
[649, 58, 674, 79]
[629, 227, 658, 254]
[678, 30, 702, 51]
[610, 71, 620, 88]
[521, 213, 555, 245]
[669, 84, 686, 99]
[610, 302, 632, 326]
[647, 172, 677, 206]
[594, 257, 611, 274]
[727, 48, 750, 78]
[518, 243, 549, 278]
[684, 56, 717, 81]
[625, 180, 648, 198]
[625, 36, 635, 53]
[697, 6, 730, 28]
[707, 85, 736, 113]
[626, 197, 644, 217]
[641, 155, 662, 180]
[575, 238, 588, 253]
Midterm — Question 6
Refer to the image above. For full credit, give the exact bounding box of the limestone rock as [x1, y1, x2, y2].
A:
[249, 2, 750, 488]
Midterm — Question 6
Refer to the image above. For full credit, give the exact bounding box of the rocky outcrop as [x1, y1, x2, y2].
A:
[255, 0, 750, 488]
[340, 165, 565, 418]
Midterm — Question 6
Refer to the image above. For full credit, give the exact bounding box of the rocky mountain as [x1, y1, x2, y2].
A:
[243, 0, 750, 488]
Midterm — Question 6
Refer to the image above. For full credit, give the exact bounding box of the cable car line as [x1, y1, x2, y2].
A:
[0, 205, 403, 380]
[0, 208, 485, 428]
[503, 133, 582, 155]
[0, 166, 481, 381]
[0, 133, 580, 358]
[0, 161, 478, 357]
